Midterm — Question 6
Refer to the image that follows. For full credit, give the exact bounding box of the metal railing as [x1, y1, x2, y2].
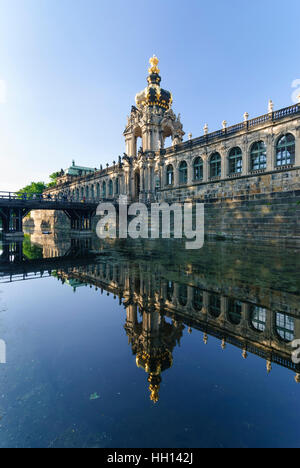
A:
[0, 191, 99, 204]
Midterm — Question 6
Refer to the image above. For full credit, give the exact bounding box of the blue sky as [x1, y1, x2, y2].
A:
[0, 0, 300, 191]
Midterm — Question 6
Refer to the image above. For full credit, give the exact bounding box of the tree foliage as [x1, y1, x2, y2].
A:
[18, 171, 61, 195]
[18, 181, 47, 196]
[48, 172, 60, 188]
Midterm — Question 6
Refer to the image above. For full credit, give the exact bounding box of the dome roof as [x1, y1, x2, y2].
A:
[135, 55, 173, 110]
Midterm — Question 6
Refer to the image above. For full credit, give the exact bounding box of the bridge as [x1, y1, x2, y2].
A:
[0, 191, 99, 237]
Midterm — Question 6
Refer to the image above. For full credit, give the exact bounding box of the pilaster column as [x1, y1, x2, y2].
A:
[203, 155, 209, 182]
[187, 159, 193, 186]
[174, 162, 179, 187]
[295, 126, 300, 166]
[266, 134, 275, 171]
[141, 166, 145, 192]
[242, 142, 248, 176]
[221, 150, 227, 178]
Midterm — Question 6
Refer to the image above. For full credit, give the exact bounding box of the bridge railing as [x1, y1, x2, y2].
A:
[0, 191, 100, 204]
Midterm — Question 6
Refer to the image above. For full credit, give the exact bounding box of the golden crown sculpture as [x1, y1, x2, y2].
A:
[148, 55, 160, 74]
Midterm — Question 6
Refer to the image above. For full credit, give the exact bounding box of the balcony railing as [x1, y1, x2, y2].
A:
[161, 103, 300, 156]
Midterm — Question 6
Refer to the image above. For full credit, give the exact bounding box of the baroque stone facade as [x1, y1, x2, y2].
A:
[39, 56, 300, 242]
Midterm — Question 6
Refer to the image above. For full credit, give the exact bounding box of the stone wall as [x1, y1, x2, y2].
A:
[28, 210, 71, 232]
[29, 168, 300, 245]
[159, 167, 300, 245]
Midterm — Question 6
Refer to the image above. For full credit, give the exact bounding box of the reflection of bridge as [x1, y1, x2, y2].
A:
[0, 239, 98, 283]
[0, 192, 98, 237]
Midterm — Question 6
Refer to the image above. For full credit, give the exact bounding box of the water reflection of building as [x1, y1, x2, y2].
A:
[55, 254, 300, 400]
[3, 232, 299, 400]
[125, 303, 184, 402]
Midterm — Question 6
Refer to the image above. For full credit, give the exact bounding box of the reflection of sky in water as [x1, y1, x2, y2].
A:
[0, 237, 299, 448]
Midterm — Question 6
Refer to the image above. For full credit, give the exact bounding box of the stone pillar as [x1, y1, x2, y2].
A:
[295, 126, 300, 166]
[141, 166, 145, 192]
[221, 150, 227, 178]
[125, 135, 136, 157]
[187, 159, 193, 186]
[174, 162, 179, 187]
[242, 141, 248, 176]
[266, 134, 275, 171]
[203, 155, 209, 182]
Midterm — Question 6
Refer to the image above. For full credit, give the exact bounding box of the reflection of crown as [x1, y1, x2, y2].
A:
[136, 350, 173, 403]
[148, 373, 161, 404]
[148, 55, 160, 74]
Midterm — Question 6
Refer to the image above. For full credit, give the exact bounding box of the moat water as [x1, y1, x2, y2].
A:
[0, 232, 299, 448]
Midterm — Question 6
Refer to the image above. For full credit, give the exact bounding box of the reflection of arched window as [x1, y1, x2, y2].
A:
[229, 147, 243, 174]
[166, 165, 174, 185]
[193, 157, 203, 181]
[228, 299, 242, 325]
[250, 142, 267, 170]
[167, 281, 174, 301]
[276, 313, 294, 342]
[193, 288, 203, 311]
[179, 161, 188, 184]
[91, 185, 94, 199]
[102, 181, 106, 198]
[210, 153, 221, 178]
[209, 294, 221, 318]
[109, 180, 113, 196]
[178, 284, 188, 306]
[276, 134, 295, 167]
[250, 306, 266, 332]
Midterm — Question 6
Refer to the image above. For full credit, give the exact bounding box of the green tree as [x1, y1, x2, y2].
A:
[23, 235, 43, 260]
[18, 181, 46, 197]
[48, 172, 60, 188]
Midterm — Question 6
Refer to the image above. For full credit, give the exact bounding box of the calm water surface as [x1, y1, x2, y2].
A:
[0, 232, 299, 448]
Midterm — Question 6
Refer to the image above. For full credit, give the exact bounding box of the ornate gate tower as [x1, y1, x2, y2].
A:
[123, 56, 184, 201]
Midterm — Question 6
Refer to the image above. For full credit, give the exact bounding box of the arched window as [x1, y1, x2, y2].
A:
[80, 187, 84, 199]
[275, 313, 294, 342]
[193, 157, 203, 181]
[250, 141, 267, 171]
[96, 183, 100, 199]
[91, 185, 94, 199]
[178, 284, 188, 306]
[102, 181, 106, 198]
[179, 161, 188, 184]
[209, 294, 221, 318]
[228, 299, 242, 325]
[109, 180, 113, 196]
[115, 178, 119, 195]
[85, 186, 89, 199]
[76, 188, 79, 200]
[166, 164, 174, 185]
[250, 306, 266, 332]
[276, 134, 295, 167]
[229, 147, 243, 174]
[210, 153, 221, 179]
[193, 288, 203, 311]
